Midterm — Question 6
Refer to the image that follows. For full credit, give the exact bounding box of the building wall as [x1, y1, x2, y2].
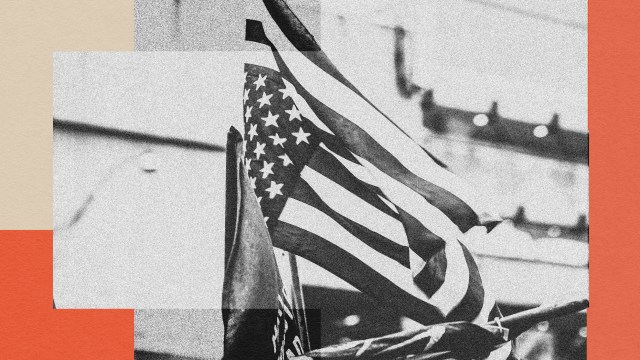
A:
[54, 127, 226, 308]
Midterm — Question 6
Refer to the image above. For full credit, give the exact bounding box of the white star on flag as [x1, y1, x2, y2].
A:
[249, 176, 257, 190]
[253, 141, 266, 159]
[261, 110, 280, 127]
[284, 104, 302, 121]
[259, 161, 275, 178]
[253, 73, 267, 90]
[247, 123, 258, 140]
[257, 91, 273, 108]
[265, 181, 284, 199]
[243, 88, 250, 105]
[244, 157, 252, 170]
[244, 106, 252, 122]
[278, 153, 293, 167]
[269, 133, 287, 147]
[292, 127, 311, 145]
[278, 79, 297, 100]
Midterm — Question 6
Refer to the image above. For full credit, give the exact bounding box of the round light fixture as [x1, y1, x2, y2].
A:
[534, 125, 549, 138]
[473, 114, 489, 127]
[578, 326, 587, 338]
[342, 314, 361, 327]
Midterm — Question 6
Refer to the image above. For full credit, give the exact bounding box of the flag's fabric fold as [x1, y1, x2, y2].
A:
[222, 128, 304, 360]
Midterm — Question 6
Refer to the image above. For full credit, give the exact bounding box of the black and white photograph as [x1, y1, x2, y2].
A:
[53, 1, 588, 359]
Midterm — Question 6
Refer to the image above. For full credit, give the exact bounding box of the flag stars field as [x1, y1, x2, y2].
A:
[241, 64, 321, 235]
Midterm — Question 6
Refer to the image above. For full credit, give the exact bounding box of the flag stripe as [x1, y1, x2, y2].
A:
[292, 176, 409, 267]
[319, 140, 463, 246]
[243, 49, 279, 74]
[354, 154, 463, 241]
[271, 220, 445, 324]
[279, 198, 427, 300]
[442, 243, 484, 321]
[261, 0, 363, 99]
[317, 142, 400, 216]
[422, 242, 469, 317]
[317, 143, 390, 201]
[399, 207, 447, 297]
[308, 145, 400, 221]
[473, 290, 496, 325]
[313, 128, 360, 165]
[281, 78, 334, 135]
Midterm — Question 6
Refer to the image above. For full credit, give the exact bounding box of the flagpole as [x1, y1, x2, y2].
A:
[486, 299, 589, 341]
[288, 253, 311, 353]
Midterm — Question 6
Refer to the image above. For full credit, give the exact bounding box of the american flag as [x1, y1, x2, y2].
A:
[241, 6, 509, 355]
[223, 134, 305, 360]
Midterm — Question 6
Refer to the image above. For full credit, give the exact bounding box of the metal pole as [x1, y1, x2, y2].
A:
[288, 253, 311, 353]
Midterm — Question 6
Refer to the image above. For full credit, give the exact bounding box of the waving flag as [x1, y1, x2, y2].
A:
[241, 0, 504, 331]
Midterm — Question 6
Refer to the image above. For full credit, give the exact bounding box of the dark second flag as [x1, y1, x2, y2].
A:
[222, 127, 304, 360]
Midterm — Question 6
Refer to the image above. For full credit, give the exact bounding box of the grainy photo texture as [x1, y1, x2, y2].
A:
[53, 1, 587, 359]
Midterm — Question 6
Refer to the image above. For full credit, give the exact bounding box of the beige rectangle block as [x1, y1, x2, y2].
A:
[0, 1, 133, 229]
